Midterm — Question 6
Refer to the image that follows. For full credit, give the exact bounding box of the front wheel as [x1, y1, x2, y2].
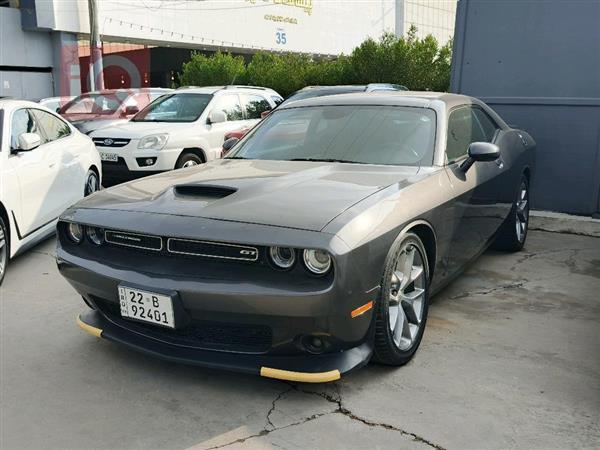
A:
[373, 232, 430, 366]
[0, 215, 9, 285]
[492, 175, 529, 252]
[175, 152, 203, 169]
[84, 169, 100, 196]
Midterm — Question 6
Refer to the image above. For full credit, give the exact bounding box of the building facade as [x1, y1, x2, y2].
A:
[1, 0, 457, 100]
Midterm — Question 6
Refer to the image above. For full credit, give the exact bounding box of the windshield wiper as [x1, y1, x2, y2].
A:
[290, 158, 359, 164]
[225, 156, 249, 160]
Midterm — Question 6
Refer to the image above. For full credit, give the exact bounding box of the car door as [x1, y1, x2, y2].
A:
[443, 105, 504, 275]
[205, 94, 246, 153]
[30, 108, 84, 208]
[7, 108, 62, 235]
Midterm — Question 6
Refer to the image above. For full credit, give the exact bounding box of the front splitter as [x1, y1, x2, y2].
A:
[77, 310, 373, 383]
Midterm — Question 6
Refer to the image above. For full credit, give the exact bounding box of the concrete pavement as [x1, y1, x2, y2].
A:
[0, 230, 599, 449]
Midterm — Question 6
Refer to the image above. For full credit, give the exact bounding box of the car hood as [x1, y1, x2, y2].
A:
[71, 118, 127, 134]
[75, 159, 421, 231]
[88, 121, 195, 138]
[63, 112, 118, 122]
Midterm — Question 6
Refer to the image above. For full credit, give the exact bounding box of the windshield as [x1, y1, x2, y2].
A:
[61, 92, 130, 115]
[132, 93, 212, 123]
[228, 105, 436, 166]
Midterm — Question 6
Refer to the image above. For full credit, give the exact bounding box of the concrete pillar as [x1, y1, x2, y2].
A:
[51, 31, 81, 97]
[395, 0, 405, 37]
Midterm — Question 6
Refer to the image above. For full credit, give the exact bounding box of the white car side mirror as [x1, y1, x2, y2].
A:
[208, 110, 227, 124]
[17, 133, 41, 152]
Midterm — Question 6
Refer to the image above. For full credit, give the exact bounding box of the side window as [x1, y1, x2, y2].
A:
[446, 107, 490, 163]
[242, 94, 272, 119]
[271, 95, 284, 106]
[446, 107, 472, 162]
[11, 109, 43, 150]
[125, 93, 150, 109]
[31, 109, 71, 142]
[211, 95, 243, 121]
[472, 108, 499, 142]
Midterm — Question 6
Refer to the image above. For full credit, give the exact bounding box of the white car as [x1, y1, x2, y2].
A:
[0, 99, 101, 284]
[89, 86, 282, 184]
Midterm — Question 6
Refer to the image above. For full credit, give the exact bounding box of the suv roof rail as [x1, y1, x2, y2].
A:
[222, 85, 268, 91]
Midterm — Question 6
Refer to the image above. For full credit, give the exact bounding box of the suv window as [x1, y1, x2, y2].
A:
[242, 94, 271, 119]
[472, 107, 499, 142]
[211, 95, 243, 121]
[31, 109, 71, 142]
[11, 108, 44, 150]
[271, 95, 284, 106]
[446, 106, 488, 163]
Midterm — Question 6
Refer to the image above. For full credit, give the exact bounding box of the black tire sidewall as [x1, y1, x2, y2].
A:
[373, 232, 430, 366]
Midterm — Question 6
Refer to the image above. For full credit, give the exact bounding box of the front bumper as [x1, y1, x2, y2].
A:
[77, 311, 372, 382]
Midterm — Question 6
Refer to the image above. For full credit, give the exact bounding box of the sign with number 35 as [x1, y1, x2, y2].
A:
[276, 29, 287, 45]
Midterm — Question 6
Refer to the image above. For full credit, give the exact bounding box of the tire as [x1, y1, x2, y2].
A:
[84, 169, 100, 197]
[0, 215, 9, 286]
[492, 174, 529, 252]
[373, 232, 430, 366]
[175, 152, 203, 169]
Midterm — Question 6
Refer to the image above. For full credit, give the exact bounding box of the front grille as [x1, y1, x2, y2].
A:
[94, 298, 273, 353]
[167, 238, 259, 261]
[92, 137, 131, 148]
[105, 230, 163, 251]
[103, 228, 260, 262]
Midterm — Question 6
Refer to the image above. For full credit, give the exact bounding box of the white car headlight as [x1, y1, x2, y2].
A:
[138, 133, 169, 150]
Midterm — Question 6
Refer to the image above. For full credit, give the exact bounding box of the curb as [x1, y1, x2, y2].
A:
[529, 211, 600, 238]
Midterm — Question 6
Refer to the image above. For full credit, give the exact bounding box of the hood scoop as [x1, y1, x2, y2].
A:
[174, 184, 238, 200]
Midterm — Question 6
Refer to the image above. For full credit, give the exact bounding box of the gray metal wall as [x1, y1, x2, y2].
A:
[0, 7, 53, 100]
[450, 0, 600, 216]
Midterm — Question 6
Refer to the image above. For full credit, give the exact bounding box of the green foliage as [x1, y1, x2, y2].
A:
[178, 26, 453, 95]
[179, 51, 247, 87]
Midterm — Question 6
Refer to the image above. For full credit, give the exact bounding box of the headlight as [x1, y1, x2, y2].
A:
[138, 133, 168, 150]
[269, 246, 296, 269]
[86, 227, 105, 246]
[67, 223, 84, 244]
[303, 249, 332, 275]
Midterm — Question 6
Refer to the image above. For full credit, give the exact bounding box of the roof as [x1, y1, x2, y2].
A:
[175, 85, 279, 95]
[83, 88, 173, 95]
[278, 91, 474, 110]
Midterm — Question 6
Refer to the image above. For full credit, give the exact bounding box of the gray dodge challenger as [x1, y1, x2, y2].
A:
[57, 92, 535, 383]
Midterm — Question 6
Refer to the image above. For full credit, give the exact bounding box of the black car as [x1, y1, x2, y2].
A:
[57, 92, 535, 383]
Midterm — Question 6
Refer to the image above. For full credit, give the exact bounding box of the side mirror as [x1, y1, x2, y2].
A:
[207, 110, 227, 124]
[123, 105, 140, 116]
[460, 142, 500, 172]
[15, 133, 41, 152]
[222, 137, 240, 155]
[260, 110, 271, 119]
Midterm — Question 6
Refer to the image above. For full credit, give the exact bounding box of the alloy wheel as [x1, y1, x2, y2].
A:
[85, 171, 100, 196]
[387, 243, 426, 351]
[515, 181, 529, 242]
[182, 160, 199, 168]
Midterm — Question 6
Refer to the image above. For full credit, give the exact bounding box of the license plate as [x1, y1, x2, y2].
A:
[118, 286, 175, 328]
[100, 152, 118, 162]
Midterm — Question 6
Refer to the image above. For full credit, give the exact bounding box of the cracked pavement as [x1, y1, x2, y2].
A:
[1, 230, 599, 449]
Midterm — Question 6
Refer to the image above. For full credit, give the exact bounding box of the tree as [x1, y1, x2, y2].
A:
[179, 51, 247, 87]
[178, 26, 454, 94]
